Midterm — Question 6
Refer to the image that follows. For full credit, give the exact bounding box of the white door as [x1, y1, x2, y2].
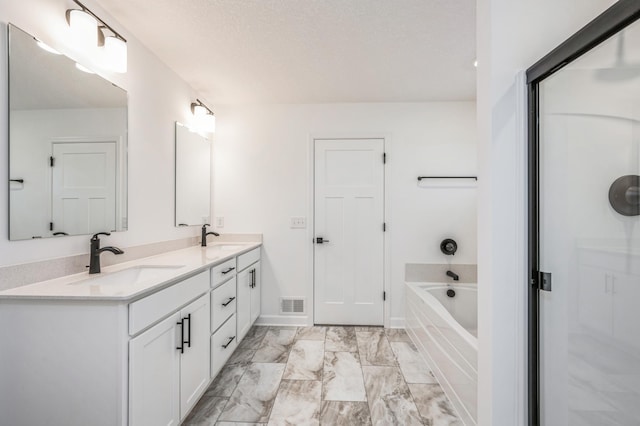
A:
[51, 141, 117, 235]
[180, 294, 211, 418]
[314, 138, 385, 325]
[129, 312, 181, 426]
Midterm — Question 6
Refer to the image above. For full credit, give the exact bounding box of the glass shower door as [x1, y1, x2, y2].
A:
[538, 18, 640, 426]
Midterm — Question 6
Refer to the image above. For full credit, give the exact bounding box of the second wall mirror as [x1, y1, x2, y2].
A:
[175, 122, 212, 227]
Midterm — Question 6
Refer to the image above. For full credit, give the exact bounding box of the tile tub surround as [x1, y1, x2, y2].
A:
[0, 234, 262, 291]
[183, 325, 463, 425]
[405, 263, 477, 284]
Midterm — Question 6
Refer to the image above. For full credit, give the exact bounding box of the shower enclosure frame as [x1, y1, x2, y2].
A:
[526, 1, 640, 425]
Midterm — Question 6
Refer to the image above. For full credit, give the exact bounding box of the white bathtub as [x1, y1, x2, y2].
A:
[405, 282, 477, 425]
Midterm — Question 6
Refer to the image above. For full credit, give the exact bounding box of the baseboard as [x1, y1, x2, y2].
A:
[389, 317, 405, 329]
[255, 314, 309, 327]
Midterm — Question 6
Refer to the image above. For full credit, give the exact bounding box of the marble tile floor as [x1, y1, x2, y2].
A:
[184, 325, 462, 426]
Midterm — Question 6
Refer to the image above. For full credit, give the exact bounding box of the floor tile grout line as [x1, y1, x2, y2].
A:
[263, 325, 297, 424]
[354, 326, 375, 425]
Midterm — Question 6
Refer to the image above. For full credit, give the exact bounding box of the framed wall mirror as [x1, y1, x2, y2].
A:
[175, 122, 211, 227]
[8, 24, 128, 240]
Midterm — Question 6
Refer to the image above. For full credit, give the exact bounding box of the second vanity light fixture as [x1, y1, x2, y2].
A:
[191, 99, 216, 133]
[66, 0, 127, 73]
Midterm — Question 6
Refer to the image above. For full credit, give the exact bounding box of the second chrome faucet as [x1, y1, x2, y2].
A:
[89, 232, 124, 274]
[201, 224, 220, 247]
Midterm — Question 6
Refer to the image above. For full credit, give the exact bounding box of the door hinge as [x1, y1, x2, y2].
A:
[383, 222, 386, 232]
[383, 291, 386, 301]
[537, 271, 552, 292]
[383, 153, 387, 164]
[49, 222, 53, 231]
[50, 156, 55, 167]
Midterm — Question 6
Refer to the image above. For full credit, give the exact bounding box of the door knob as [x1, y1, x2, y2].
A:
[316, 237, 330, 244]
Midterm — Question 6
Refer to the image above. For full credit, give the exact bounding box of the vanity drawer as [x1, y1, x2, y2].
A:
[211, 258, 237, 287]
[128, 270, 209, 336]
[211, 278, 236, 333]
[211, 314, 237, 379]
[237, 247, 260, 271]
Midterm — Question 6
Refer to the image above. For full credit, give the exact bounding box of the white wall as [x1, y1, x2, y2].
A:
[213, 102, 477, 325]
[0, 0, 208, 267]
[476, 0, 616, 424]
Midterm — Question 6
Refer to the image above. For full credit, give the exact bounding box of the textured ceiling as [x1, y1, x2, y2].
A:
[96, 0, 476, 104]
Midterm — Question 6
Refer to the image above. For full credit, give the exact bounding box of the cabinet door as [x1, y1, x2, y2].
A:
[578, 265, 613, 335]
[129, 312, 181, 426]
[180, 294, 211, 419]
[237, 267, 252, 342]
[250, 262, 261, 324]
[612, 272, 640, 350]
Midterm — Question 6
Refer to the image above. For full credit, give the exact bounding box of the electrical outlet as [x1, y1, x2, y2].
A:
[290, 217, 306, 229]
[215, 217, 224, 228]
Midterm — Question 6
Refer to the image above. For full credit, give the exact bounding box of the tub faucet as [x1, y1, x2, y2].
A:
[201, 224, 220, 247]
[89, 232, 124, 274]
[446, 270, 459, 281]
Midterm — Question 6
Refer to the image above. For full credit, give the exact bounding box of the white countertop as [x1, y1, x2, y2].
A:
[0, 242, 261, 301]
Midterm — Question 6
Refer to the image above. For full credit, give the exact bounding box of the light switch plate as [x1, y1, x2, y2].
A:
[215, 217, 224, 228]
[290, 217, 306, 229]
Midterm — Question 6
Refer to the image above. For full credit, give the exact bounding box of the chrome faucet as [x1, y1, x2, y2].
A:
[201, 224, 220, 247]
[89, 232, 124, 274]
[446, 270, 459, 281]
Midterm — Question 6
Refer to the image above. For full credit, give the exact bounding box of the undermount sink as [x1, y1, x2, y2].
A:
[71, 265, 185, 287]
[207, 243, 250, 251]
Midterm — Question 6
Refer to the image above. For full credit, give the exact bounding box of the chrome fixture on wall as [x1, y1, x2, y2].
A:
[191, 99, 216, 133]
[609, 174, 640, 216]
[66, 0, 127, 73]
[440, 238, 458, 255]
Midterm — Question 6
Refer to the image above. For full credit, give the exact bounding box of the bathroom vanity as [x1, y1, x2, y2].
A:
[0, 242, 261, 426]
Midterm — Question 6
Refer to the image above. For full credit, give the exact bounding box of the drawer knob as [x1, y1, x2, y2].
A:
[221, 297, 236, 307]
[221, 336, 236, 349]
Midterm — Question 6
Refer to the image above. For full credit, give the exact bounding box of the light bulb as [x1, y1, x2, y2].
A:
[68, 10, 98, 48]
[104, 35, 127, 73]
[192, 104, 208, 116]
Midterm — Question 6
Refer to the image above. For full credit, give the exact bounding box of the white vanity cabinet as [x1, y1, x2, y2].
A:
[236, 248, 261, 342]
[0, 242, 262, 426]
[0, 269, 211, 426]
[129, 293, 210, 425]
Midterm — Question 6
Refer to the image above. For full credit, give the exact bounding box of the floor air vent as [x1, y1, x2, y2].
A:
[280, 297, 305, 314]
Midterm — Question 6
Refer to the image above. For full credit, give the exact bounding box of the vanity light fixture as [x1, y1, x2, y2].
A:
[66, 0, 128, 73]
[191, 99, 216, 133]
[66, 8, 98, 48]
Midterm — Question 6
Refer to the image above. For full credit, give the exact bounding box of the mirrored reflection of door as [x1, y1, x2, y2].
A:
[538, 19, 640, 426]
[51, 141, 117, 236]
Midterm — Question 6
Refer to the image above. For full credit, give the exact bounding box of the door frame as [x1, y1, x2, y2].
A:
[525, 2, 640, 425]
[307, 134, 392, 328]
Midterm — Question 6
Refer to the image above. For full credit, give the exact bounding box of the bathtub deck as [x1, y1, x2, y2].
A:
[406, 282, 478, 425]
